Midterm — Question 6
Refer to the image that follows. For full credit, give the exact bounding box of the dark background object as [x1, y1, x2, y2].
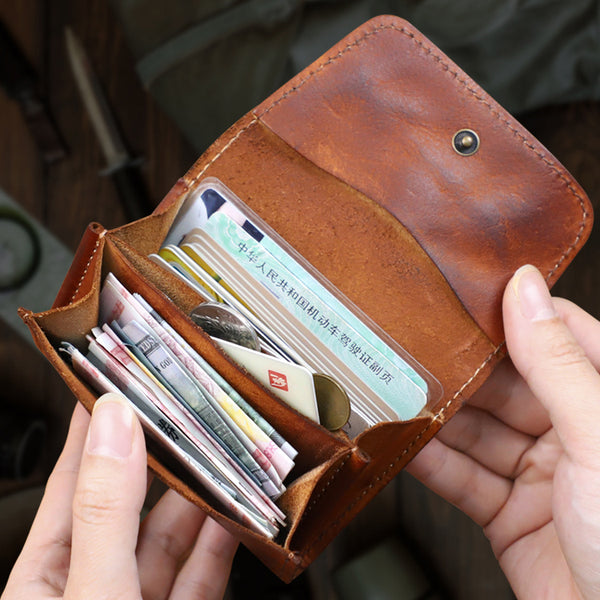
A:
[0, 208, 41, 292]
[0, 486, 45, 587]
[0, 2, 599, 599]
[0, 19, 66, 163]
[0, 409, 46, 480]
[332, 536, 446, 600]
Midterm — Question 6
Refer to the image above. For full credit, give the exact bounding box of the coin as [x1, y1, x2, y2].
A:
[313, 373, 351, 431]
[189, 302, 261, 351]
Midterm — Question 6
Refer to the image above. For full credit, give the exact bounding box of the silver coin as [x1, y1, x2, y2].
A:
[190, 302, 261, 351]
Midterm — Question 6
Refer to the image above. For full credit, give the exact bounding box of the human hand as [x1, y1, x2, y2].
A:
[1, 393, 238, 600]
[407, 265, 600, 599]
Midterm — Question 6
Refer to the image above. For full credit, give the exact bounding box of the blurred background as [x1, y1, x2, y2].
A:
[0, 1, 599, 598]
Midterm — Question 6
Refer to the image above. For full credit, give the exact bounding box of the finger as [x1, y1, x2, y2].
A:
[64, 393, 147, 600]
[483, 426, 560, 555]
[468, 297, 600, 437]
[436, 405, 536, 478]
[170, 518, 238, 600]
[406, 437, 512, 527]
[2, 403, 89, 596]
[468, 358, 551, 437]
[137, 490, 208, 600]
[503, 265, 600, 465]
[554, 297, 600, 370]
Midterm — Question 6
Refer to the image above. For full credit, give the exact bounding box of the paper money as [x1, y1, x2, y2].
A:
[101, 273, 294, 481]
[87, 330, 285, 524]
[133, 292, 298, 461]
[113, 318, 284, 496]
[59, 273, 296, 537]
[60, 342, 278, 537]
[100, 274, 286, 494]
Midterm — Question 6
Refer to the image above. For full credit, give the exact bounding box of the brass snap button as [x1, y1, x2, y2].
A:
[453, 129, 480, 156]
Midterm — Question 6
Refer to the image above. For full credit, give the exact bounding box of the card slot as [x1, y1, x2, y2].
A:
[124, 177, 441, 429]
[184, 236, 395, 427]
[24, 235, 356, 546]
[158, 118, 501, 421]
[103, 236, 352, 466]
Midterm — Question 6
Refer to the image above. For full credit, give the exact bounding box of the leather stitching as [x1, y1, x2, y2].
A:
[181, 19, 588, 572]
[301, 453, 352, 518]
[188, 118, 260, 187]
[68, 230, 106, 305]
[286, 344, 504, 572]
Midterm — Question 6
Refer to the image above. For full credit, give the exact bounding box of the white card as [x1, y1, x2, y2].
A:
[213, 338, 320, 424]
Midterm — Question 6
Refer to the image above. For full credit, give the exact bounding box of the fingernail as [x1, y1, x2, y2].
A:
[512, 265, 557, 322]
[87, 397, 134, 458]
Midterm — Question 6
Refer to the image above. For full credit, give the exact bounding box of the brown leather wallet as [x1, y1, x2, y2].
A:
[20, 16, 593, 581]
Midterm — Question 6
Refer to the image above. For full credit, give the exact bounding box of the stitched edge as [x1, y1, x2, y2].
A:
[301, 453, 352, 519]
[188, 118, 260, 188]
[286, 342, 505, 571]
[255, 20, 590, 284]
[68, 230, 106, 305]
[178, 18, 589, 572]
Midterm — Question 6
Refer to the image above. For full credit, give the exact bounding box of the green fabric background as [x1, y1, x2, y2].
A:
[112, 0, 600, 152]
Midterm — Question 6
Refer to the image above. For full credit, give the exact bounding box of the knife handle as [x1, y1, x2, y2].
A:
[111, 164, 154, 221]
[18, 90, 67, 164]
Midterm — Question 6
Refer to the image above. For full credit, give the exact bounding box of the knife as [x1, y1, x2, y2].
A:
[64, 27, 154, 221]
[0, 20, 67, 164]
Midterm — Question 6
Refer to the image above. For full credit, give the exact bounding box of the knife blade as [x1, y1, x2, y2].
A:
[64, 27, 153, 221]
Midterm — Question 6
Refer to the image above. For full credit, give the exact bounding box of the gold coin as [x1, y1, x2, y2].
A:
[313, 374, 351, 431]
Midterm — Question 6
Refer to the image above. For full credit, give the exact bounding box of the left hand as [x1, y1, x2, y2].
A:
[1, 393, 238, 600]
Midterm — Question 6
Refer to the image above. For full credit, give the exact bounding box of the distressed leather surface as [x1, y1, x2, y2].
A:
[254, 15, 593, 346]
[22, 16, 592, 582]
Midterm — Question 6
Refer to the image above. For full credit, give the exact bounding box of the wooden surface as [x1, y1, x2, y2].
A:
[0, 2, 599, 599]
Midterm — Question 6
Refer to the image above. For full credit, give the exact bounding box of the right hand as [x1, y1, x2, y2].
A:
[407, 265, 600, 598]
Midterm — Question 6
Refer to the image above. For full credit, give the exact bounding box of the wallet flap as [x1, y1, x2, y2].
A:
[253, 15, 593, 345]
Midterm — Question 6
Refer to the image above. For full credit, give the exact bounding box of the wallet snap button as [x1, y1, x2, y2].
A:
[453, 129, 480, 156]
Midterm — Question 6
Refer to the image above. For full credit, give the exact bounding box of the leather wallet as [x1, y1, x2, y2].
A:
[20, 16, 593, 581]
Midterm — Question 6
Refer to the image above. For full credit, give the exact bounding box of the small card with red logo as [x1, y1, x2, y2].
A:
[212, 337, 320, 423]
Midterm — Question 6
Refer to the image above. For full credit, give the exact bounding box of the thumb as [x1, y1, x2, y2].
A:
[64, 393, 147, 600]
[503, 265, 600, 465]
